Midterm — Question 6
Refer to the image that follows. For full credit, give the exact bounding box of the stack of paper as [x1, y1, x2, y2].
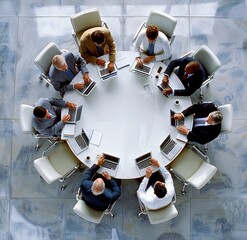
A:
[63, 124, 76, 137]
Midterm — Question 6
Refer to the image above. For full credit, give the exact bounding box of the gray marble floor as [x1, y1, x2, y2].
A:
[0, 0, 247, 239]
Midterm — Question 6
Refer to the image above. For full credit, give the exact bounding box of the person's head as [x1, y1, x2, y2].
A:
[206, 111, 223, 125]
[153, 181, 167, 198]
[184, 61, 201, 74]
[146, 25, 159, 42]
[33, 106, 47, 119]
[91, 178, 105, 196]
[52, 55, 68, 71]
[91, 30, 105, 45]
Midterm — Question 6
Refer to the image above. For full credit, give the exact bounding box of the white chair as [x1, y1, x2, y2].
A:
[169, 146, 217, 195]
[33, 142, 84, 190]
[34, 42, 62, 87]
[218, 104, 233, 134]
[137, 195, 178, 224]
[132, 10, 177, 44]
[20, 104, 58, 151]
[70, 8, 108, 48]
[73, 188, 116, 223]
[181, 45, 221, 99]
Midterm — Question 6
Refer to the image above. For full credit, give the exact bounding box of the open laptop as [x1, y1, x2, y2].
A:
[170, 109, 184, 127]
[65, 105, 83, 124]
[97, 64, 118, 81]
[130, 60, 154, 77]
[160, 134, 182, 160]
[76, 80, 97, 96]
[97, 153, 120, 177]
[68, 129, 89, 155]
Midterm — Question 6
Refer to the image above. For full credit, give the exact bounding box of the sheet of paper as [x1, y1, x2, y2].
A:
[90, 130, 103, 146]
[63, 124, 76, 137]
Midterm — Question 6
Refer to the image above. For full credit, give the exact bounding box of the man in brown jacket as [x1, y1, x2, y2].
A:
[79, 27, 116, 72]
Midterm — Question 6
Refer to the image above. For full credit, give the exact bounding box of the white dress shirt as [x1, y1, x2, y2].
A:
[137, 165, 175, 210]
[134, 29, 172, 61]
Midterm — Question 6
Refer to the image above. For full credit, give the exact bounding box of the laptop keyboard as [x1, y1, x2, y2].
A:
[103, 161, 117, 170]
[75, 135, 87, 149]
[137, 159, 151, 169]
[162, 140, 176, 154]
[135, 64, 150, 74]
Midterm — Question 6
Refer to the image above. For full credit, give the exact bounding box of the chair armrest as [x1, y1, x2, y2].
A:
[101, 20, 108, 29]
[132, 21, 146, 43]
[180, 51, 195, 59]
[191, 145, 209, 162]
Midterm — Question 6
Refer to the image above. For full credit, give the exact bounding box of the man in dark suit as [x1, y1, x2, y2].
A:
[162, 56, 206, 96]
[174, 102, 223, 144]
[49, 51, 91, 95]
[80, 156, 121, 211]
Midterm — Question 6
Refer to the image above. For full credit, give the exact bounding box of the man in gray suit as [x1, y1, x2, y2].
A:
[32, 97, 76, 137]
[49, 52, 91, 95]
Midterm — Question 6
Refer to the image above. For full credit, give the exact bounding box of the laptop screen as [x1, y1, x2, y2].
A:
[135, 152, 152, 163]
[160, 135, 171, 150]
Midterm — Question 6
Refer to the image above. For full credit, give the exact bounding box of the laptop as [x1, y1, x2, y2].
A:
[170, 109, 184, 127]
[68, 129, 89, 155]
[76, 80, 97, 96]
[135, 152, 152, 176]
[160, 134, 182, 160]
[155, 77, 173, 97]
[65, 105, 83, 124]
[97, 153, 120, 177]
[97, 64, 118, 81]
[130, 60, 154, 77]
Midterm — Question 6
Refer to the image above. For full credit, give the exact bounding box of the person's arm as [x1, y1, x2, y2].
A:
[164, 58, 183, 76]
[154, 33, 172, 61]
[73, 53, 89, 74]
[105, 178, 121, 201]
[107, 32, 116, 62]
[48, 97, 67, 108]
[79, 40, 98, 64]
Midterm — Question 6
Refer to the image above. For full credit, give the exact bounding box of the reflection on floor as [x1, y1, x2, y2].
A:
[0, 0, 247, 239]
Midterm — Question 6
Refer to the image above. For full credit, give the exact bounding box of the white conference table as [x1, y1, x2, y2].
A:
[62, 51, 193, 179]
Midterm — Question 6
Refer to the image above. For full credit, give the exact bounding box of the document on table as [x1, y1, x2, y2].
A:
[115, 57, 130, 69]
[63, 124, 76, 137]
[90, 130, 103, 146]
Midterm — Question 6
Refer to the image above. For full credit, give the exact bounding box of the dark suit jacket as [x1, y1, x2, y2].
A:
[182, 103, 221, 144]
[79, 27, 116, 64]
[164, 56, 206, 96]
[80, 164, 121, 211]
[49, 51, 88, 94]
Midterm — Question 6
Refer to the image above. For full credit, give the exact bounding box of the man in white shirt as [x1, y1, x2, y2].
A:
[134, 25, 171, 67]
[137, 158, 175, 210]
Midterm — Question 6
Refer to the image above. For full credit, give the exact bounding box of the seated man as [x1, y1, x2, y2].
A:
[49, 52, 90, 96]
[80, 156, 121, 211]
[134, 25, 171, 67]
[32, 97, 76, 137]
[79, 27, 116, 72]
[137, 158, 175, 210]
[162, 56, 206, 96]
[174, 102, 223, 144]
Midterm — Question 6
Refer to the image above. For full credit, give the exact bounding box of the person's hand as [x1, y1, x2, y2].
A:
[97, 156, 105, 167]
[145, 166, 153, 179]
[83, 73, 91, 84]
[95, 58, 106, 67]
[62, 114, 70, 123]
[162, 87, 173, 96]
[150, 158, 160, 168]
[176, 125, 189, 135]
[66, 102, 77, 109]
[143, 56, 155, 63]
[107, 62, 115, 72]
[173, 113, 184, 121]
[135, 57, 143, 68]
[102, 171, 111, 180]
[74, 82, 84, 90]
[162, 75, 169, 85]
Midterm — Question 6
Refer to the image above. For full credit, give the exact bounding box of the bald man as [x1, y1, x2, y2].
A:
[162, 56, 206, 96]
[80, 156, 121, 211]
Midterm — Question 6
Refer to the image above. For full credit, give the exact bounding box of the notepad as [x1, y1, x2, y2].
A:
[90, 130, 103, 146]
[63, 124, 76, 137]
[115, 57, 130, 70]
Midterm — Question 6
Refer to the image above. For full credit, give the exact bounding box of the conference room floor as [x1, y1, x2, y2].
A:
[1, 1, 247, 239]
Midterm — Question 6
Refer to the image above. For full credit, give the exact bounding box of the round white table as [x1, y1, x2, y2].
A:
[63, 51, 193, 179]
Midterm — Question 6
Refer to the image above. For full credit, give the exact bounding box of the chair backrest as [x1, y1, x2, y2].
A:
[218, 104, 233, 134]
[20, 104, 35, 134]
[34, 42, 61, 75]
[73, 199, 105, 224]
[146, 10, 177, 39]
[193, 45, 221, 76]
[146, 202, 178, 224]
[170, 147, 217, 189]
[70, 8, 102, 35]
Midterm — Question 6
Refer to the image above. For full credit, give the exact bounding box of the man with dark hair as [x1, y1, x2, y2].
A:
[137, 158, 175, 210]
[174, 102, 223, 144]
[162, 56, 206, 96]
[134, 24, 171, 67]
[79, 27, 116, 72]
[32, 97, 76, 137]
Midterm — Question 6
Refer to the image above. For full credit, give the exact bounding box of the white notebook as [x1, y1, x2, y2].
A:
[90, 130, 103, 146]
[63, 124, 76, 137]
